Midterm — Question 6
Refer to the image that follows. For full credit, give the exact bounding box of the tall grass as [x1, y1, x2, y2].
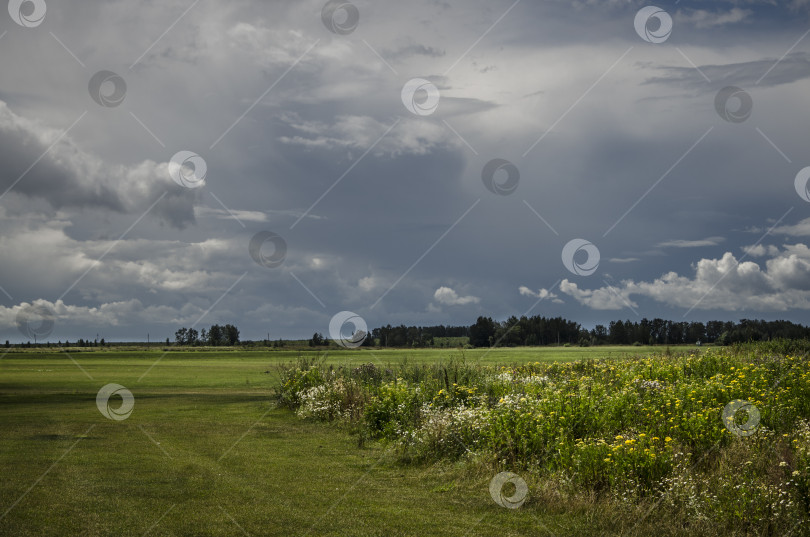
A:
[277, 343, 810, 535]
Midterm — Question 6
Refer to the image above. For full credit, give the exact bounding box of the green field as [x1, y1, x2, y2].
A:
[0, 345, 679, 394]
[0, 345, 798, 536]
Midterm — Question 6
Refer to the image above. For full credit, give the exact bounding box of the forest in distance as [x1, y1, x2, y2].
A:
[369, 316, 810, 348]
[171, 317, 810, 348]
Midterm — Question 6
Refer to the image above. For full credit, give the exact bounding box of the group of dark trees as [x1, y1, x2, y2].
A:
[74, 338, 106, 347]
[308, 333, 329, 346]
[590, 318, 810, 346]
[470, 316, 581, 347]
[373, 324, 469, 347]
[174, 324, 240, 346]
[306, 324, 469, 348]
[467, 316, 810, 347]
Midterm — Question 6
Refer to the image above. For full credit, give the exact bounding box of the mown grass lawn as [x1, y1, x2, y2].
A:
[0, 346, 722, 536]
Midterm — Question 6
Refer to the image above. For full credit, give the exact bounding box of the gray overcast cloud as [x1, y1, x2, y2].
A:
[2, 0, 810, 341]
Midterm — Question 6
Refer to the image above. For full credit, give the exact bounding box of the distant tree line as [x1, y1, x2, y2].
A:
[372, 324, 469, 347]
[163, 318, 810, 349]
[465, 316, 810, 348]
[305, 324, 469, 348]
[469, 316, 582, 347]
[6, 338, 106, 348]
[174, 324, 240, 346]
[73, 337, 106, 347]
[308, 330, 375, 347]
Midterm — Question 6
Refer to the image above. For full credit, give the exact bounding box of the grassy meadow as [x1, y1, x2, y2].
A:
[1, 344, 807, 536]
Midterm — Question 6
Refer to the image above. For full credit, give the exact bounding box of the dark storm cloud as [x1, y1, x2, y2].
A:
[0, 102, 197, 228]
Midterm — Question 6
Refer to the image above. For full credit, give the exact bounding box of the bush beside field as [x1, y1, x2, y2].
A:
[278, 342, 810, 535]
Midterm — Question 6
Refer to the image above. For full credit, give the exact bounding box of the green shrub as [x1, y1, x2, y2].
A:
[364, 380, 426, 439]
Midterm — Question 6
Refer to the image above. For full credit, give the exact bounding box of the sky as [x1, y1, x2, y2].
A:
[2, 0, 810, 342]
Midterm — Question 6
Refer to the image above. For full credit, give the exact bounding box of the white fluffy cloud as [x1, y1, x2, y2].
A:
[518, 286, 563, 304]
[560, 245, 810, 311]
[0, 298, 182, 333]
[434, 286, 480, 306]
[770, 217, 810, 237]
[559, 280, 636, 310]
[742, 244, 781, 257]
[0, 212, 242, 302]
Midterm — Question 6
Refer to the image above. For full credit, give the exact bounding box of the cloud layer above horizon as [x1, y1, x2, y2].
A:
[2, 0, 810, 341]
